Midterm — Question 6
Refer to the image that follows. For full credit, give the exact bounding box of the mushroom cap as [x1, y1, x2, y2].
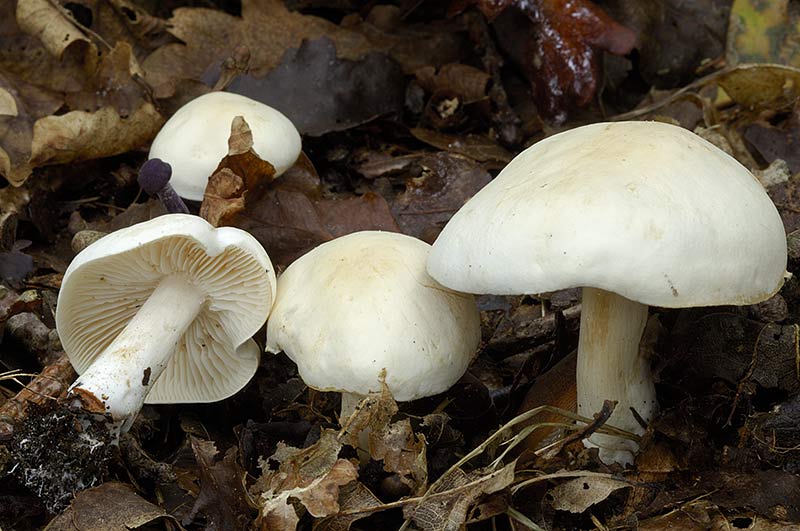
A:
[148, 91, 302, 201]
[56, 214, 277, 404]
[265, 231, 481, 401]
[428, 121, 787, 308]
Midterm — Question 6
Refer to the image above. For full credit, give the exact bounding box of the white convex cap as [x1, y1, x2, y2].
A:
[427, 121, 787, 465]
[57, 214, 277, 406]
[428, 121, 787, 307]
[266, 231, 481, 402]
[149, 91, 302, 201]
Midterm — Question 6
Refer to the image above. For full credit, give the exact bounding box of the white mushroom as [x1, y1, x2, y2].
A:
[427, 121, 787, 465]
[265, 231, 481, 426]
[56, 214, 277, 432]
[149, 91, 302, 201]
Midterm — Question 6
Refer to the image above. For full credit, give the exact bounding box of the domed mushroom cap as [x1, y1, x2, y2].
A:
[149, 91, 302, 201]
[56, 214, 276, 403]
[428, 121, 787, 307]
[266, 231, 481, 402]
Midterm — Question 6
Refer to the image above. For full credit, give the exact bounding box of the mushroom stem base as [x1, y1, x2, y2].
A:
[68, 275, 204, 433]
[577, 287, 655, 466]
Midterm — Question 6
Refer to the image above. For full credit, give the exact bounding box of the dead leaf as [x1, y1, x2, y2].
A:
[314, 481, 385, 531]
[716, 63, 800, 110]
[403, 462, 516, 531]
[227, 37, 405, 136]
[606, 0, 731, 88]
[200, 116, 277, 226]
[141, 0, 375, 98]
[251, 430, 357, 530]
[416, 63, 490, 104]
[43, 482, 171, 531]
[16, 0, 94, 61]
[370, 420, 428, 495]
[486, 0, 636, 121]
[390, 152, 492, 241]
[30, 103, 162, 168]
[727, 0, 800, 67]
[547, 476, 630, 513]
[185, 438, 252, 531]
[409, 128, 512, 165]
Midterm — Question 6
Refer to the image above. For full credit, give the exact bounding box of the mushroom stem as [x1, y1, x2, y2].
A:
[576, 287, 655, 466]
[68, 275, 204, 432]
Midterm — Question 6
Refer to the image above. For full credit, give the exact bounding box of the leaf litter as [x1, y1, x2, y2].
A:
[2, 0, 800, 529]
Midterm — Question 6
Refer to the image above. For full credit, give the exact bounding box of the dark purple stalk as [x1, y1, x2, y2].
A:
[138, 159, 190, 214]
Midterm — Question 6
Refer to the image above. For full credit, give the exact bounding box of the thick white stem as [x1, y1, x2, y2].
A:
[576, 287, 655, 466]
[69, 275, 204, 432]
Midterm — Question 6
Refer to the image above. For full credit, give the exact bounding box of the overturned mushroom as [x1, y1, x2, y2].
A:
[56, 214, 276, 433]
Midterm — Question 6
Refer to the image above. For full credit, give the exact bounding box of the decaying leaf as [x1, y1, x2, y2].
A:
[43, 482, 171, 531]
[16, 0, 94, 61]
[314, 481, 385, 531]
[141, 0, 375, 98]
[200, 116, 399, 264]
[727, 0, 800, 66]
[481, 0, 636, 121]
[403, 462, 516, 531]
[390, 152, 493, 241]
[251, 430, 357, 530]
[227, 37, 405, 136]
[185, 438, 252, 531]
[370, 420, 428, 495]
[547, 476, 630, 513]
[607, 0, 731, 88]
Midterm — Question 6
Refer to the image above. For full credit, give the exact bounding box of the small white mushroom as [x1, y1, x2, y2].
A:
[149, 91, 302, 201]
[427, 121, 787, 465]
[265, 231, 481, 433]
[56, 214, 277, 433]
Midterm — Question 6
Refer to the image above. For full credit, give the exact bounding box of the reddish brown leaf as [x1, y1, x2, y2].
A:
[460, 0, 635, 122]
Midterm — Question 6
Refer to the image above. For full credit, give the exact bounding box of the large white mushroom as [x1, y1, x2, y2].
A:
[427, 121, 787, 465]
[266, 231, 481, 424]
[149, 91, 302, 201]
[56, 214, 277, 432]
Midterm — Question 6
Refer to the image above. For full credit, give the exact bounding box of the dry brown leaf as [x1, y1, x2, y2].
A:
[339, 382, 397, 450]
[186, 438, 252, 531]
[409, 129, 512, 164]
[314, 481, 385, 531]
[29, 103, 162, 168]
[403, 462, 516, 531]
[43, 482, 172, 531]
[200, 116, 277, 226]
[252, 430, 358, 530]
[16, 0, 94, 61]
[142, 0, 374, 98]
[390, 152, 493, 242]
[415, 63, 491, 104]
[547, 476, 630, 513]
[369, 420, 428, 495]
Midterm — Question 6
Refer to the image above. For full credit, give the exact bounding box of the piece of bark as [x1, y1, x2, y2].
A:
[0, 351, 76, 441]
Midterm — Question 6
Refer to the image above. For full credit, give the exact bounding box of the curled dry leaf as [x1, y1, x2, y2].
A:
[251, 430, 357, 530]
[369, 419, 428, 495]
[16, 0, 93, 61]
[201, 115, 399, 266]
